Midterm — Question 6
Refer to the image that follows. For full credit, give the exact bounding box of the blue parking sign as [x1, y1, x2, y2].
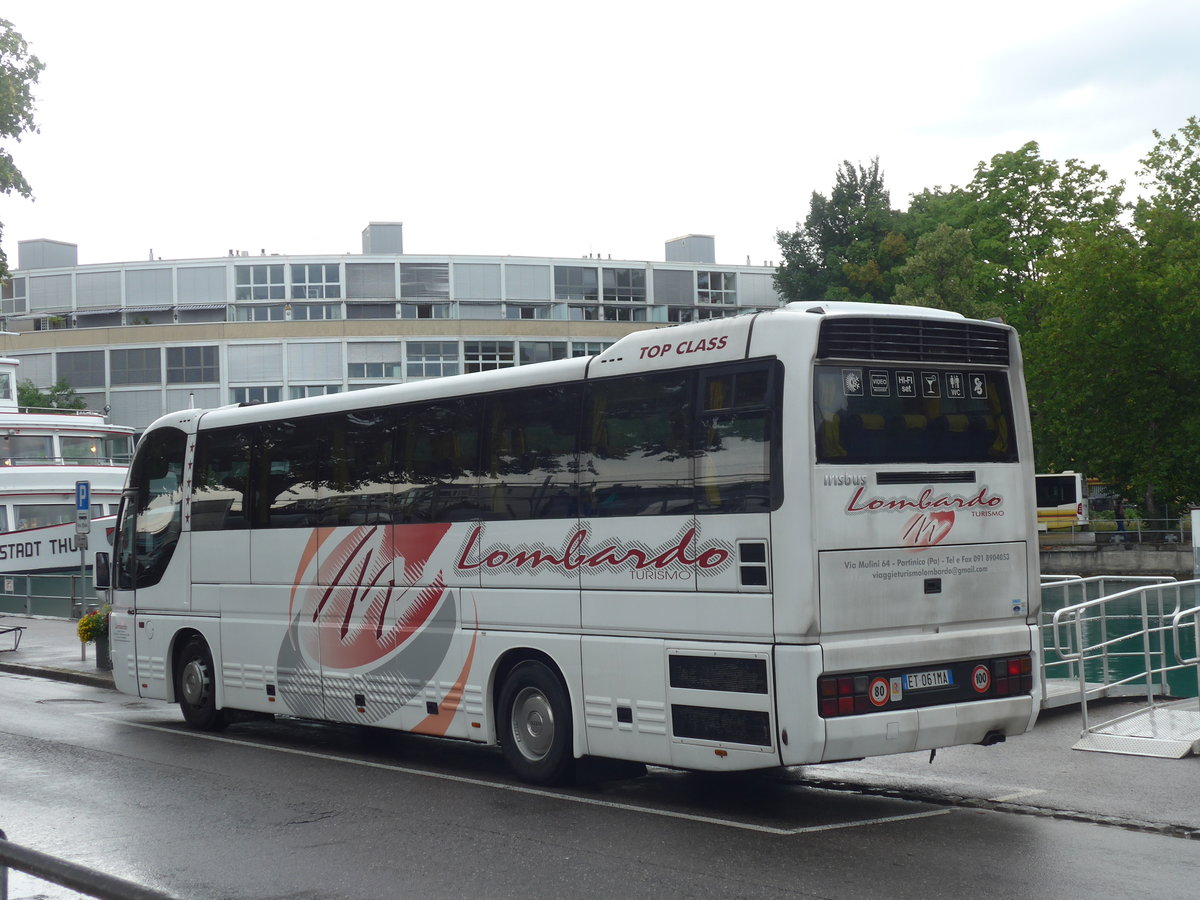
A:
[76, 480, 91, 512]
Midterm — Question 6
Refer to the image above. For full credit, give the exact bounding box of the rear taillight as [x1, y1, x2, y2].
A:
[989, 655, 1033, 697]
[818, 674, 870, 717]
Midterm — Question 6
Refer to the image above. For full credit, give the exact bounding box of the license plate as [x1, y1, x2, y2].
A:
[905, 668, 953, 690]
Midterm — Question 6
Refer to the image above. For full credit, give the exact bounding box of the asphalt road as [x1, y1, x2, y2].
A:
[2, 671, 1199, 899]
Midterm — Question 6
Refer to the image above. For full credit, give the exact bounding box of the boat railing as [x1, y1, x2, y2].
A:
[14, 405, 109, 418]
[1, 455, 132, 467]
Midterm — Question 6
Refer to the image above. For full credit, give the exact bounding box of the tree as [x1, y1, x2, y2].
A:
[891, 223, 996, 319]
[17, 378, 86, 412]
[895, 143, 1125, 333]
[1029, 118, 1200, 512]
[0, 18, 44, 280]
[774, 158, 905, 303]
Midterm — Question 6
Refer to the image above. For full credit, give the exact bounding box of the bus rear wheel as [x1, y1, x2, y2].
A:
[176, 637, 228, 731]
[498, 661, 574, 785]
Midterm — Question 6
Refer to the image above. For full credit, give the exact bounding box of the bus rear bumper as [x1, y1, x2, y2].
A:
[810, 696, 1035, 764]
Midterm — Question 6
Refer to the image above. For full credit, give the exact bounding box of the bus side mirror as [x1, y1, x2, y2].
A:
[94, 552, 110, 590]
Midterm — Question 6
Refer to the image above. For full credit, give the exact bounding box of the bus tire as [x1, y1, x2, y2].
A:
[498, 660, 574, 785]
[176, 637, 228, 731]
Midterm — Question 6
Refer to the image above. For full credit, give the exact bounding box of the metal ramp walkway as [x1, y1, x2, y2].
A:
[1071, 699, 1200, 758]
[1040, 576, 1200, 759]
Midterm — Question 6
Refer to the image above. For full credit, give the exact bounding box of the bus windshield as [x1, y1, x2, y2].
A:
[814, 364, 1017, 465]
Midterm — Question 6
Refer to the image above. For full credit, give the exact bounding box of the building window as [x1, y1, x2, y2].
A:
[570, 341, 611, 358]
[235, 264, 285, 301]
[406, 342, 459, 378]
[519, 342, 568, 365]
[568, 306, 600, 321]
[1, 276, 27, 314]
[57, 350, 106, 388]
[288, 384, 341, 400]
[603, 307, 646, 322]
[167, 346, 219, 383]
[399, 302, 450, 319]
[603, 268, 646, 302]
[697, 307, 738, 320]
[668, 307, 695, 323]
[348, 361, 401, 379]
[698, 271, 736, 304]
[464, 341, 515, 373]
[290, 303, 342, 321]
[554, 266, 598, 302]
[235, 305, 286, 322]
[111, 348, 161, 386]
[346, 302, 397, 319]
[291, 264, 341, 299]
[400, 263, 449, 299]
[505, 304, 551, 320]
[231, 386, 281, 404]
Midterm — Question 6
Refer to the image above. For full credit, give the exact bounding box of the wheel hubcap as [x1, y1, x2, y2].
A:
[181, 659, 208, 706]
[511, 686, 555, 762]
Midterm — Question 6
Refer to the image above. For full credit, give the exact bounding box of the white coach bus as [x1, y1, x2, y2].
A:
[99, 302, 1040, 784]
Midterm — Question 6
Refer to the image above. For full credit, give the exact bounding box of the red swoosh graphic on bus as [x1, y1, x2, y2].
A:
[292, 523, 452, 669]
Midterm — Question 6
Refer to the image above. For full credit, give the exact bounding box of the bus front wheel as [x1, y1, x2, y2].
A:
[498, 661, 574, 785]
[176, 637, 228, 731]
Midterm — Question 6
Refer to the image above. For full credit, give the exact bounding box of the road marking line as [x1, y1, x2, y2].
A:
[991, 789, 1047, 803]
[85, 713, 952, 836]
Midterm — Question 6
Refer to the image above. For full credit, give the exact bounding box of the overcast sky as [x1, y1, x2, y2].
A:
[2, 0, 1198, 270]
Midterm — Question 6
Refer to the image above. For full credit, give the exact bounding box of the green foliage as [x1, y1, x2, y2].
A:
[892, 224, 997, 319]
[774, 158, 905, 303]
[1029, 117, 1200, 512]
[0, 18, 44, 280]
[17, 377, 87, 412]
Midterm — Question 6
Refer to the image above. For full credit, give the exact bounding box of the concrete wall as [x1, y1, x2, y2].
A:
[1040, 545, 1195, 580]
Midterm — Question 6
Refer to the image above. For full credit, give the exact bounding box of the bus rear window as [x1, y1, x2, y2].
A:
[814, 365, 1017, 464]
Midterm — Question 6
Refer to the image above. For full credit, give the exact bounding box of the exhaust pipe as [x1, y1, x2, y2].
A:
[979, 729, 1006, 746]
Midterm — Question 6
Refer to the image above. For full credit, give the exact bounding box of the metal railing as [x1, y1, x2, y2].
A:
[1039, 574, 1178, 704]
[0, 574, 100, 619]
[1050, 579, 1200, 733]
[0, 828, 180, 900]
[1045, 517, 1191, 545]
[0, 573, 98, 619]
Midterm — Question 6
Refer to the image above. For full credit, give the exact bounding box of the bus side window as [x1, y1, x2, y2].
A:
[258, 419, 324, 528]
[321, 409, 397, 526]
[192, 428, 252, 531]
[696, 363, 778, 514]
[482, 384, 580, 520]
[582, 371, 693, 517]
[395, 399, 483, 523]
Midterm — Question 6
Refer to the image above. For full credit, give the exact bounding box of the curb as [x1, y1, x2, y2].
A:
[0, 661, 116, 690]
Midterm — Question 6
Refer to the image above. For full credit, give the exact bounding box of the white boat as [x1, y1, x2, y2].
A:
[0, 357, 134, 575]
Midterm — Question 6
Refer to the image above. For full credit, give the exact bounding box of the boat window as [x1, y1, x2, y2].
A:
[2, 435, 53, 466]
[62, 436, 102, 463]
[15, 504, 74, 530]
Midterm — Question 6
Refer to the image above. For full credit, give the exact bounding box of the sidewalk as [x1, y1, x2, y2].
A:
[0, 614, 115, 689]
[2, 613, 1198, 836]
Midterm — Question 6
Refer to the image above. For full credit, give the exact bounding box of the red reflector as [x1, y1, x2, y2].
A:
[838, 696, 854, 715]
[854, 695, 870, 715]
[1021, 674, 1033, 693]
[820, 698, 838, 717]
[995, 677, 1011, 696]
[838, 677, 854, 696]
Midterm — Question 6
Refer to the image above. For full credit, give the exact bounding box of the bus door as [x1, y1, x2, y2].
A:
[110, 426, 190, 699]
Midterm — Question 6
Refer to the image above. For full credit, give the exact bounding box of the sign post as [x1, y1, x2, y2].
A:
[75, 480, 90, 594]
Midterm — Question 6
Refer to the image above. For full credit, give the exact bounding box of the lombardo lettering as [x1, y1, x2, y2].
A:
[456, 526, 730, 574]
[845, 486, 1003, 515]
